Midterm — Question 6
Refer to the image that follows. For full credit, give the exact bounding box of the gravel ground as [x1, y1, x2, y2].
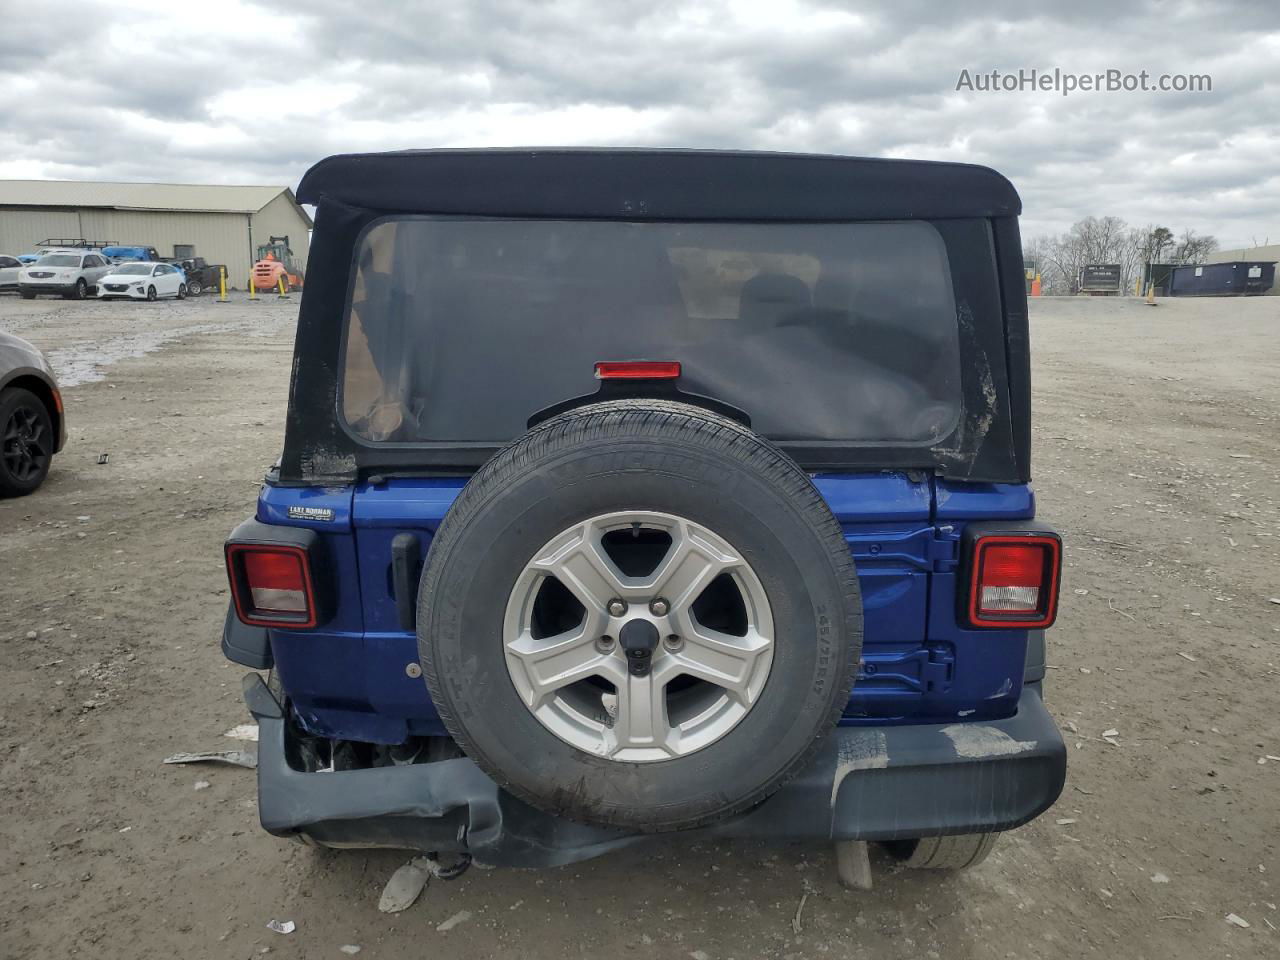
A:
[1, 293, 1277, 959]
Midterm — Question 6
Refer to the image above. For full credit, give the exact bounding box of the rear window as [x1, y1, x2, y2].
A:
[342, 218, 961, 445]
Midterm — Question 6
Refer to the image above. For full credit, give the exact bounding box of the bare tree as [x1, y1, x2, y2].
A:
[1141, 226, 1174, 264]
[1171, 228, 1217, 264]
[1130, 226, 1174, 293]
[1027, 217, 1139, 295]
[1025, 234, 1075, 295]
[1025, 220, 1217, 296]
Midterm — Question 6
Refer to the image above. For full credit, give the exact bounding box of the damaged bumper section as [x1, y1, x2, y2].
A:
[243, 674, 1065, 868]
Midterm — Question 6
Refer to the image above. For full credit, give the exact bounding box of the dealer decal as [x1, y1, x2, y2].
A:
[288, 505, 335, 522]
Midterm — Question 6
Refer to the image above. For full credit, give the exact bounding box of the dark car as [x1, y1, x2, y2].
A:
[0, 331, 66, 496]
[165, 257, 226, 296]
[221, 149, 1065, 883]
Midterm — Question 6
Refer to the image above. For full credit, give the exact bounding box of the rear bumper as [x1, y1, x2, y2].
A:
[243, 674, 1065, 868]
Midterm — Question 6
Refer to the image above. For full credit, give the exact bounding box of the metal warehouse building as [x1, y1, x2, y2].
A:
[0, 180, 311, 289]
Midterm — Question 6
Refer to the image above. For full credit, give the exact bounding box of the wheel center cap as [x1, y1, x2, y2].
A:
[618, 618, 660, 677]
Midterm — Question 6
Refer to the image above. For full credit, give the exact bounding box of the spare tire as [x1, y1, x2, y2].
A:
[417, 399, 862, 832]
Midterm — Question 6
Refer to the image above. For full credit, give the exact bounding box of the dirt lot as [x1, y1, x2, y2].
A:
[1, 293, 1277, 959]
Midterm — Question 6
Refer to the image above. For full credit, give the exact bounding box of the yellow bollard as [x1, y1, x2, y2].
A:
[248, 268, 257, 301]
[277, 274, 289, 299]
[217, 266, 228, 302]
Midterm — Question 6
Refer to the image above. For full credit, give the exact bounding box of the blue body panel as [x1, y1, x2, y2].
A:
[260, 473, 1037, 745]
[100, 245, 159, 262]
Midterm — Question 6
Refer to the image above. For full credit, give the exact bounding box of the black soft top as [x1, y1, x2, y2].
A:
[280, 148, 1032, 486]
[296, 148, 1021, 221]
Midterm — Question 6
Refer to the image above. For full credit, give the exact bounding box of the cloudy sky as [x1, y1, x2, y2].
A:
[1, 0, 1276, 247]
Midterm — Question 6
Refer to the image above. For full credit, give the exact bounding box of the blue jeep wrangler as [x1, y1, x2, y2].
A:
[222, 149, 1065, 879]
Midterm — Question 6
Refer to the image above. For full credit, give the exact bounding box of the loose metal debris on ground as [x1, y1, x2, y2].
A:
[377, 854, 473, 914]
[378, 858, 436, 914]
[436, 911, 471, 932]
[162, 750, 257, 769]
[223, 724, 260, 742]
[792, 891, 810, 934]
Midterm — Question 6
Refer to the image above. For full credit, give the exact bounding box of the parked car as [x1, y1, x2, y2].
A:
[0, 331, 65, 496]
[0, 254, 22, 291]
[221, 149, 1064, 883]
[18, 252, 113, 299]
[165, 257, 224, 296]
[100, 245, 161, 263]
[96, 261, 188, 301]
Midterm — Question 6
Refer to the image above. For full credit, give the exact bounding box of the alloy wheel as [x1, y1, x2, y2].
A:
[503, 511, 774, 762]
[2, 404, 50, 483]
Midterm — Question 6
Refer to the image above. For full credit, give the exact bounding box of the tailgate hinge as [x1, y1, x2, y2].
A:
[846, 525, 961, 573]
[928, 525, 960, 572]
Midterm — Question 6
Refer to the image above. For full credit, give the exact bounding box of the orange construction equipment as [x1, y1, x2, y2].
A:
[1029, 274, 1042, 297]
[251, 236, 305, 293]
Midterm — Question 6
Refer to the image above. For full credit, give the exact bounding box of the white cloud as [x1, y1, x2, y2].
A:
[0, 0, 1276, 246]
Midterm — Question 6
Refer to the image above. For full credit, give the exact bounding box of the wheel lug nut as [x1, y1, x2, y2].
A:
[607, 599, 627, 617]
[596, 636, 615, 652]
[649, 598, 670, 616]
[663, 635, 682, 651]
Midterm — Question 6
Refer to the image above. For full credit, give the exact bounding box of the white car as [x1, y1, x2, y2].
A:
[95, 262, 188, 301]
[18, 252, 113, 300]
[0, 254, 22, 291]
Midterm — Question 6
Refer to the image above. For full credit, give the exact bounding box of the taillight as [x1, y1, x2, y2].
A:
[967, 534, 1061, 629]
[594, 360, 681, 380]
[226, 544, 318, 628]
